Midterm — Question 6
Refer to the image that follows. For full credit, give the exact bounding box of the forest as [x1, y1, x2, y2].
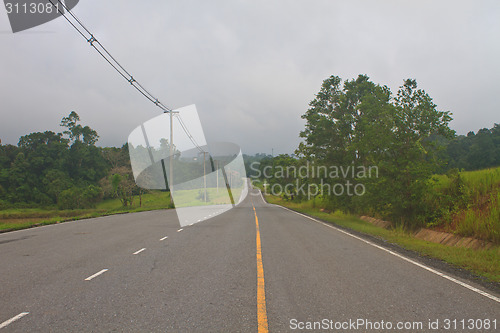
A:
[0, 112, 136, 210]
[1, 75, 499, 238]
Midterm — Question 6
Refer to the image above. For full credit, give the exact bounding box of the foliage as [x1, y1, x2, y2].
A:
[439, 124, 500, 171]
[296, 74, 454, 228]
[105, 166, 139, 207]
[265, 194, 500, 282]
[60, 111, 99, 145]
[425, 167, 500, 242]
[58, 185, 103, 209]
[0, 112, 133, 209]
[0, 191, 172, 232]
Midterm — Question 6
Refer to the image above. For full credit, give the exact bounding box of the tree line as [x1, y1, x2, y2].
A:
[0, 112, 139, 209]
[440, 125, 500, 171]
[250, 75, 499, 229]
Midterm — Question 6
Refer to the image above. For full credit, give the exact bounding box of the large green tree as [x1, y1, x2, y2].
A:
[298, 74, 395, 213]
[298, 75, 454, 227]
[387, 79, 454, 225]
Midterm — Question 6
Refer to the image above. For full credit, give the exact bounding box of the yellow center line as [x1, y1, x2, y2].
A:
[253, 202, 269, 333]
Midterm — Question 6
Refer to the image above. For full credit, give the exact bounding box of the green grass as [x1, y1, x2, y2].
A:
[0, 184, 246, 232]
[266, 195, 500, 283]
[429, 166, 500, 242]
[433, 166, 500, 194]
[0, 191, 172, 232]
[96, 191, 172, 212]
[172, 188, 233, 207]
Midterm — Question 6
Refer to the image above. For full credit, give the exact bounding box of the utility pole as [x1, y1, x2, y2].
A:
[170, 110, 173, 204]
[165, 110, 178, 205]
[203, 151, 207, 202]
[216, 160, 219, 193]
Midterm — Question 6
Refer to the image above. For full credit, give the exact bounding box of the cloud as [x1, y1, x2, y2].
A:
[0, 0, 498, 154]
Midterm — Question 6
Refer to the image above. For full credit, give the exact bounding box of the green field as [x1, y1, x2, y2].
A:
[0, 182, 247, 232]
[171, 186, 242, 207]
[0, 191, 172, 232]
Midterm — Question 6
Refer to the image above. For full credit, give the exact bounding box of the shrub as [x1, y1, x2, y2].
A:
[58, 185, 103, 209]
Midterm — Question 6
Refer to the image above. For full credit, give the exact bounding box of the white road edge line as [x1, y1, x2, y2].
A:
[259, 189, 265, 203]
[0, 312, 29, 329]
[159, 236, 168, 241]
[133, 248, 146, 255]
[276, 204, 500, 304]
[177, 228, 183, 232]
[84, 269, 108, 281]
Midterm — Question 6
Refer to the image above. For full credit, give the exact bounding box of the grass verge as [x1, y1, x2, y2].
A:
[265, 195, 500, 283]
[0, 191, 172, 232]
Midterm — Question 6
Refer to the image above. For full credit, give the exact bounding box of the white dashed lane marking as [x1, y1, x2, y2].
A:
[133, 248, 146, 255]
[84, 269, 108, 281]
[0, 312, 29, 329]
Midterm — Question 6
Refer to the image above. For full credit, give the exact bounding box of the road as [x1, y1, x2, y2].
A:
[0, 187, 499, 332]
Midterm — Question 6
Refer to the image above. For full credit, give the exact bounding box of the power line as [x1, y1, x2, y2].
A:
[48, 0, 207, 153]
[175, 114, 204, 152]
[47, 0, 171, 113]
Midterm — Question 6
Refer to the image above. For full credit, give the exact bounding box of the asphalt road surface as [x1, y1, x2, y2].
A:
[1, 187, 499, 332]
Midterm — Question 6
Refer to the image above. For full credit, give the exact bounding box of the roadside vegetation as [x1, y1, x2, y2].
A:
[426, 167, 500, 242]
[263, 193, 500, 283]
[247, 74, 499, 282]
[0, 191, 171, 232]
[0, 111, 167, 212]
[248, 75, 500, 239]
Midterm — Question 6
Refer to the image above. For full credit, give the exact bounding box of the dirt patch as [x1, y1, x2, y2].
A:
[414, 228, 496, 250]
[359, 216, 392, 229]
[360, 215, 496, 250]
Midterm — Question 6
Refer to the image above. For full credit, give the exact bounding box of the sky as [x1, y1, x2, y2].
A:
[0, 0, 499, 155]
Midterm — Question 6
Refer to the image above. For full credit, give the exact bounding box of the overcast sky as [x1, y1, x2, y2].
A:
[1, 0, 499, 155]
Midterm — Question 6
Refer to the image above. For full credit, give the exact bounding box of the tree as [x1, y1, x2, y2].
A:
[59, 112, 107, 184]
[297, 74, 394, 212]
[0, 112, 110, 207]
[43, 169, 71, 203]
[104, 166, 138, 207]
[387, 79, 454, 225]
[102, 144, 130, 169]
[298, 75, 454, 227]
[60, 111, 99, 145]
[440, 123, 500, 171]
[58, 185, 103, 209]
[17, 131, 69, 195]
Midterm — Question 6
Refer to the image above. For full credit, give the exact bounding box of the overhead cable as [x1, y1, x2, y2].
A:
[47, 0, 207, 153]
[47, 0, 172, 113]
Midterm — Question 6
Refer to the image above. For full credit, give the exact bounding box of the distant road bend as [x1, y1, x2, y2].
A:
[0, 186, 498, 332]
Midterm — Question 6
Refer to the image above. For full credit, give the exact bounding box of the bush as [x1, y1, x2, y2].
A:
[58, 185, 103, 209]
[0, 199, 8, 210]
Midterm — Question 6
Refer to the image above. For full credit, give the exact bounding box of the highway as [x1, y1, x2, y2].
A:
[0, 187, 498, 332]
